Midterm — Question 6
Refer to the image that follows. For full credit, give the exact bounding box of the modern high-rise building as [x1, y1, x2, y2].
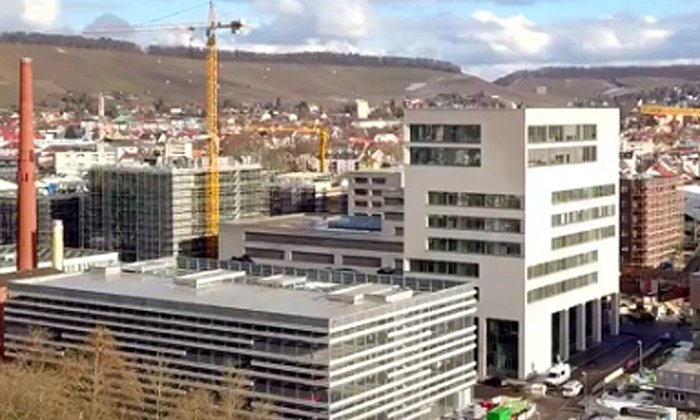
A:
[85, 159, 269, 262]
[620, 172, 682, 268]
[403, 108, 621, 379]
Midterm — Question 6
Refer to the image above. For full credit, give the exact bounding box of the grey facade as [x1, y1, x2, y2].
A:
[654, 362, 700, 412]
[4, 267, 477, 420]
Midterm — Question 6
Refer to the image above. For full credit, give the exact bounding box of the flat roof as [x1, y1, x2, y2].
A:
[659, 361, 700, 375]
[224, 214, 397, 241]
[10, 269, 417, 322]
[0, 245, 117, 269]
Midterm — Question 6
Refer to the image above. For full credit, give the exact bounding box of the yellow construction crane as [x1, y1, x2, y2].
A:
[245, 124, 330, 172]
[639, 104, 700, 118]
[84, 1, 246, 258]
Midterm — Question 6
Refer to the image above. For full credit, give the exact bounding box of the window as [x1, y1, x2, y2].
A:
[428, 215, 522, 233]
[342, 255, 382, 268]
[410, 259, 479, 278]
[528, 146, 597, 168]
[428, 191, 523, 209]
[354, 188, 368, 196]
[552, 184, 616, 204]
[385, 212, 403, 221]
[551, 205, 616, 227]
[528, 124, 598, 143]
[244, 247, 284, 260]
[355, 200, 368, 207]
[291, 251, 334, 264]
[411, 147, 481, 167]
[371, 201, 382, 208]
[394, 227, 404, 236]
[410, 124, 481, 144]
[371, 177, 386, 185]
[371, 190, 383, 196]
[385, 197, 404, 206]
[354, 177, 368, 184]
[528, 272, 598, 303]
[428, 237, 522, 257]
[527, 251, 598, 279]
[487, 319, 519, 376]
[552, 225, 615, 250]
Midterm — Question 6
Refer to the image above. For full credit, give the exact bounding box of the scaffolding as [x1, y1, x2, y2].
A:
[85, 159, 269, 262]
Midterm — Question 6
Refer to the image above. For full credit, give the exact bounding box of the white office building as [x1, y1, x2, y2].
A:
[403, 108, 621, 379]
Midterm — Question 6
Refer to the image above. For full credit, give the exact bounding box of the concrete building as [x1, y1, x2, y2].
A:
[403, 108, 621, 379]
[0, 244, 118, 274]
[3, 266, 477, 420]
[270, 172, 347, 216]
[346, 168, 405, 240]
[86, 158, 269, 262]
[681, 185, 700, 248]
[54, 147, 116, 176]
[0, 180, 51, 247]
[620, 173, 682, 268]
[219, 214, 402, 273]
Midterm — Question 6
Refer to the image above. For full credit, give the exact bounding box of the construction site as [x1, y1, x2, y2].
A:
[84, 158, 269, 262]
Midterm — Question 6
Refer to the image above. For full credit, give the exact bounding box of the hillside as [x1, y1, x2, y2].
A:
[0, 43, 464, 108]
[495, 66, 700, 99]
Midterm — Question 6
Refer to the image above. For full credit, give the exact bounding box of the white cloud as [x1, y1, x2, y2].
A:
[470, 10, 551, 55]
[0, 0, 62, 29]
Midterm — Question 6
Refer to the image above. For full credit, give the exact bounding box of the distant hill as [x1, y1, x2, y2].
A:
[495, 65, 700, 99]
[0, 33, 466, 108]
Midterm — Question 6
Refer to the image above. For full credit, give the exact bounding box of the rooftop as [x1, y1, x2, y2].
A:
[225, 214, 392, 238]
[0, 245, 119, 274]
[10, 267, 431, 322]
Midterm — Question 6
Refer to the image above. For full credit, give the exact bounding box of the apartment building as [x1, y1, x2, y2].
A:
[403, 108, 621, 379]
[346, 168, 405, 240]
[3, 266, 477, 420]
[620, 173, 682, 268]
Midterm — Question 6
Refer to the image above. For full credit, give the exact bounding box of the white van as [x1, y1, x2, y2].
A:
[544, 362, 571, 387]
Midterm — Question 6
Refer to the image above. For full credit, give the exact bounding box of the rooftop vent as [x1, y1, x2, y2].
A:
[255, 274, 308, 288]
[90, 264, 122, 279]
[173, 269, 245, 288]
[327, 284, 407, 305]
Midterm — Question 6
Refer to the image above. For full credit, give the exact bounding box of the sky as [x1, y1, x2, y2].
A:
[3, 0, 700, 79]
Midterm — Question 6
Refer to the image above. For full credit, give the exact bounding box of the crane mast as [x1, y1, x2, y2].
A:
[205, 0, 220, 258]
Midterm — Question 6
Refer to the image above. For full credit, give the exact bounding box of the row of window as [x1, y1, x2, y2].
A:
[409, 259, 480, 278]
[354, 177, 386, 185]
[552, 184, 616, 204]
[410, 147, 481, 167]
[527, 250, 598, 280]
[552, 225, 616, 250]
[428, 215, 522, 233]
[428, 191, 523, 209]
[552, 205, 616, 227]
[410, 124, 481, 144]
[528, 146, 597, 168]
[428, 237, 522, 257]
[528, 124, 598, 144]
[527, 272, 598, 303]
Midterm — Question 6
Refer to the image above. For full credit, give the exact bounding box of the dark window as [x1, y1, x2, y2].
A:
[487, 319, 519, 377]
[410, 147, 481, 167]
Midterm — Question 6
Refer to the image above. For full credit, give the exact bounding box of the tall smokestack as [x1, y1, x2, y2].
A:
[17, 57, 37, 272]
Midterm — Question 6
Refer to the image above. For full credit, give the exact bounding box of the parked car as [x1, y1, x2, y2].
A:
[561, 380, 583, 398]
[482, 375, 508, 388]
[544, 362, 572, 387]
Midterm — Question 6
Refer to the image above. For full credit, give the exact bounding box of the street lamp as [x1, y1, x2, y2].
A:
[637, 340, 644, 376]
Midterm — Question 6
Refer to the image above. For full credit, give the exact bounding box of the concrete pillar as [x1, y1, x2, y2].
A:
[477, 317, 488, 378]
[610, 293, 620, 336]
[558, 309, 570, 361]
[575, 304, 587, 352]
[591, 298, 602, 344]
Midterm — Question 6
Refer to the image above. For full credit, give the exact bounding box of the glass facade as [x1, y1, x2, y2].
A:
[552, 184, 615, 204]
[428, 237, 522, 257]
[487, 319, 519, 376]
[428, 214, 522, 233]
[410, 147, 481, 167]
[528, 146, 597, 168]
[428, 191, 523, 209]
[527, 250, 598, 279]
[527, 272, 598, 303]
[527, 124, 597, 144]
[410, 259, 480, 278]
[410, 124, 481, 144]
[551, 204, 616, 227]
[552, 225, 615, 250]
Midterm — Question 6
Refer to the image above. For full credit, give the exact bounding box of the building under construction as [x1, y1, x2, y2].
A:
[85, 158, 269, 262]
